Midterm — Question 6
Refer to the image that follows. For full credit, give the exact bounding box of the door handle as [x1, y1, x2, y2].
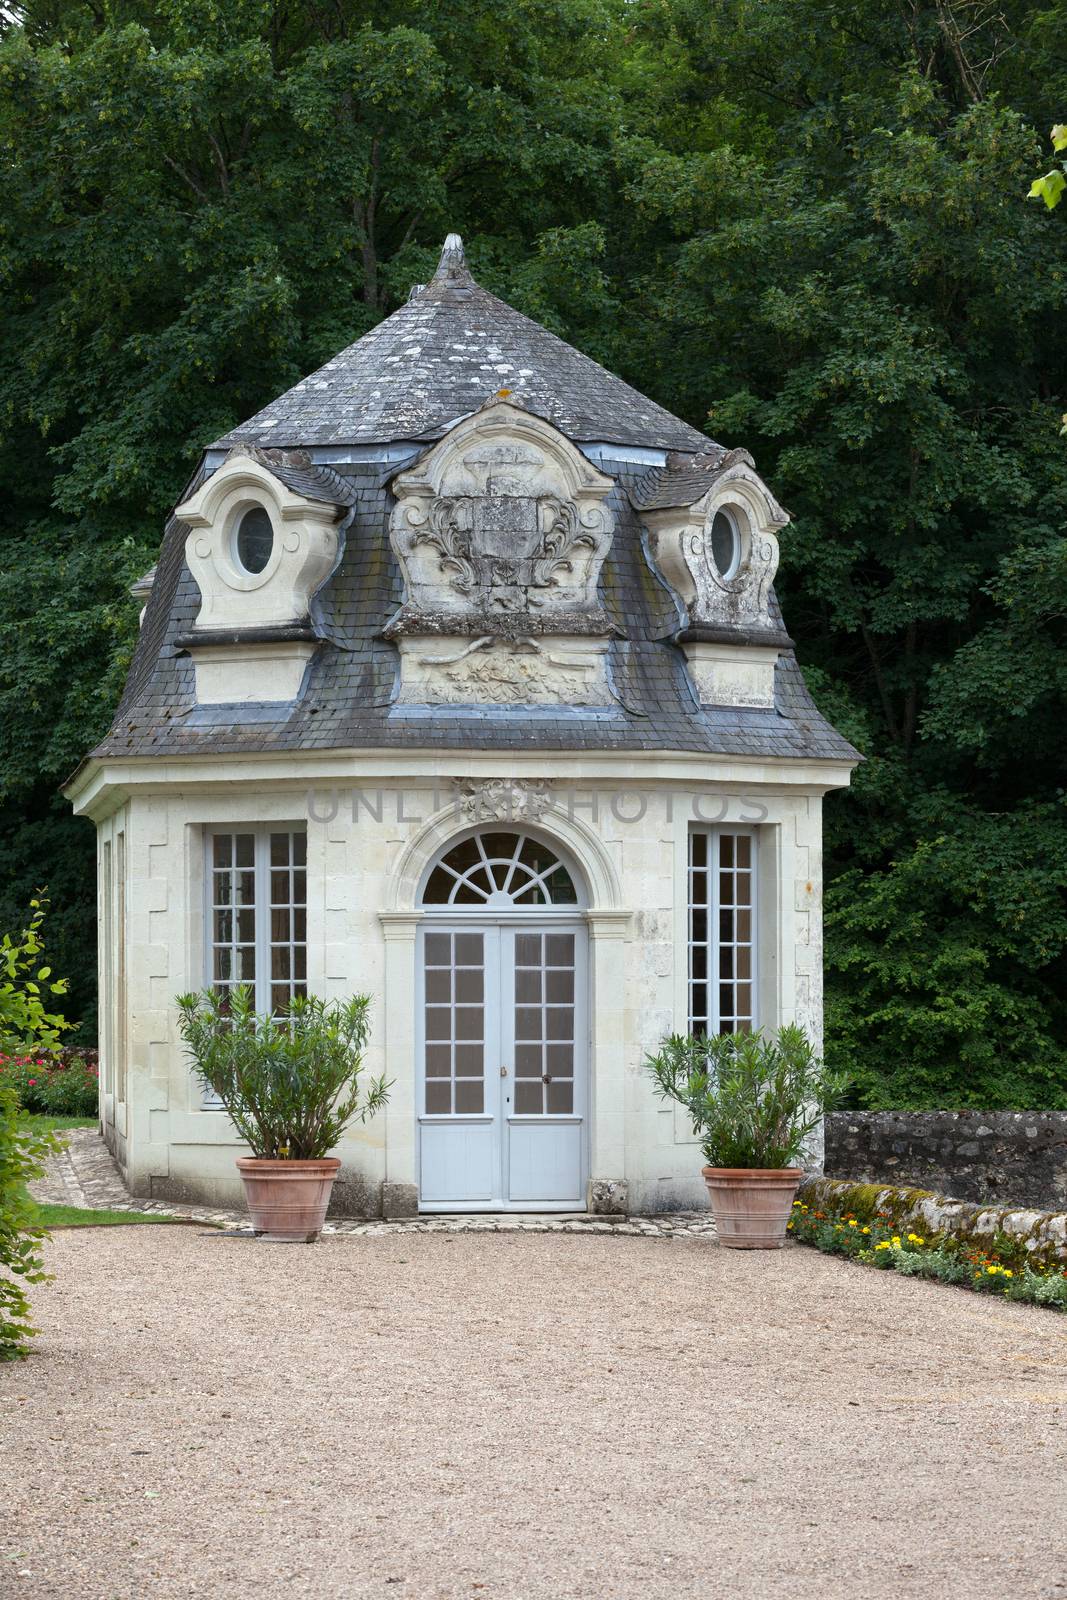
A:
[500, 1065, 509, 1077]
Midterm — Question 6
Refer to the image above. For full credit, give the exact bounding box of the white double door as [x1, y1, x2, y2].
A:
[417, 920, 588, 1211]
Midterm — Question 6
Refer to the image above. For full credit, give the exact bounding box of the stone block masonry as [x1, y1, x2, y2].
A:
[825, 1110, 1067, 1213]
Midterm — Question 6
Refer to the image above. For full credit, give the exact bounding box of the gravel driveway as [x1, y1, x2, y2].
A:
[2, 1228, 1066, 1600]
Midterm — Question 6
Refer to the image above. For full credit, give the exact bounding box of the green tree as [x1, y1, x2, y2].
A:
[0, 0, 626, 1032]
[617, 0, 1067, 1105]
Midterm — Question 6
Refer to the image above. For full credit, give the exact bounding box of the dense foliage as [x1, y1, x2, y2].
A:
[176, 986, 387, 1159]
[0, 1077, 60, 1360]
[0, 1048, 99, 1116]
[645, 1026, 844, 1168]
[1, 0, 1065, 1104]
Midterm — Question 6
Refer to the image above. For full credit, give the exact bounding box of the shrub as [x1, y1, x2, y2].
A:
[644, 1025, 845, 1169]
[0, 898, 70, 1056]
[0, 1049, 98, 1117]
[176, 986, 388, 1160]
[0, 1075, 61, 1360]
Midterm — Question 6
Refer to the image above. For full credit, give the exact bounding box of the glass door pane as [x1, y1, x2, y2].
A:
[422, 930, 487, 1115]
[511, 931, 576, 1115]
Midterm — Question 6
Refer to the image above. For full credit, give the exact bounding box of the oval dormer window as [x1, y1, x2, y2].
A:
[234, 506, 275, 575]
[710, 508, 742, 580]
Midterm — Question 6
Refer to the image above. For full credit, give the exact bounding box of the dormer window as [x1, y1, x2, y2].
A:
[175, 450, 347, 705]
[233, 505, 275, 576]
[635, 453, 790, 710]
[710, 506, 744, 581]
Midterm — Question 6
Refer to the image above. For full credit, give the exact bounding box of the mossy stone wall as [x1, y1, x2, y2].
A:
[799, 1175, 1067, 1266]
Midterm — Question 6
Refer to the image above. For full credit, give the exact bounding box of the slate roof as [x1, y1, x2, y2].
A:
[631, 447, 756, 511]
[214, 236, 709, 454]
[249, 450, 360, 507]
[98, 459, 859, 768]
[86, 237, 859, 774]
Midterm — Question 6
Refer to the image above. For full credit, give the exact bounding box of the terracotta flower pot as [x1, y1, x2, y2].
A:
[235, 1157, 341, 1242]
[702, 1166, 803, 1249]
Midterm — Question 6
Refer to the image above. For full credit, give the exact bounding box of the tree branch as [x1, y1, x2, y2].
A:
[162, 152, 209, 201]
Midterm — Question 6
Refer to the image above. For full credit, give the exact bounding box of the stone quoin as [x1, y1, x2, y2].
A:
[65, 235, 860, 1216]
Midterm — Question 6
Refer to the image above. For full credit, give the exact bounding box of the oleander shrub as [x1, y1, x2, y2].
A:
[0, 1075, 62, 1359]
[645, 1025, 846, 1168]
[0, 1049, 99, 1118]
[176, 986, 388, 1159]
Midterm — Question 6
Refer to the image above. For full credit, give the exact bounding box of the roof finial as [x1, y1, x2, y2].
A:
[434, 233, 469, 281]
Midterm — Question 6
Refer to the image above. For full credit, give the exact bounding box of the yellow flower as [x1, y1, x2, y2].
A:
[848, 1219, 858, 1227]
[793, 1200, 802, 1208]
[875, 1241, 892, 1251]
[1004, 1269, 1013, 1278]
[891, 1236, 901, 1247]
[861, 1226, 870, 1235]
[987, 1265, 999, 1275]
[907, 1232, 925, 1244]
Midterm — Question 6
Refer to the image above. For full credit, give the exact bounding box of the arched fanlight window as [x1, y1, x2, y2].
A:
[421, 831, 581, 908]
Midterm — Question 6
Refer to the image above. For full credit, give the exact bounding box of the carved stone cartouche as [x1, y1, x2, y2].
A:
[388, 401, 615, 629]
[387, 401, 617, 705]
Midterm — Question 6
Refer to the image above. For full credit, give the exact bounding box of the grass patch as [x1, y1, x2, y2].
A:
[17, 1113, 96, 1134]
[33, 1201, 200, 1228]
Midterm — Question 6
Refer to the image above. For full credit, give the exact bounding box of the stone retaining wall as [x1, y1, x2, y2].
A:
[798, 1175, 1067, 1265]
[825, 1110, 1067, 1211]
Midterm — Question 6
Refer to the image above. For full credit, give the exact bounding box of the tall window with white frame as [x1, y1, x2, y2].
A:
[102, 839, 113, 1097]
[688, 830, 756, 1037]
[206, 828, 307, 1016]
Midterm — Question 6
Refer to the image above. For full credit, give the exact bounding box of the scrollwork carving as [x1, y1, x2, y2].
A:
[453, 778, 555, 822]
[389, 401, 615, 629]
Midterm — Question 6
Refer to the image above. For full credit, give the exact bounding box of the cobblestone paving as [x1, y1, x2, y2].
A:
[29, 1127, 719, 1238]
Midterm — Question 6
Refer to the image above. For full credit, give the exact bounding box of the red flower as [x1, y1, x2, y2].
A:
[27, 1079, 37, 1086]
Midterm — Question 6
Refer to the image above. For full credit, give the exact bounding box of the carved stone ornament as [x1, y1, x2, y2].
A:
[453, 778, 555, 822]
[641, 461, 789, 638]
[395, 633, 613, 707]
[176, 451, 340, 634]
[388, 401, 615, 631]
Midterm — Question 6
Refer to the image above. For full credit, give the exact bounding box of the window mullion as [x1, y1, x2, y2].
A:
[255, 826, 270, 1015]
[710, 831, 721, 1035]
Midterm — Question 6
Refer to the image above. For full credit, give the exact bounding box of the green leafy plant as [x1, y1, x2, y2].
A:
[645, 1025, 845, 1169]
[0, 899, 70, 1057]
[1028, 123, 1067, 210]
[0, 1075, 61, 1360]
[176, 987, 388, 1160]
